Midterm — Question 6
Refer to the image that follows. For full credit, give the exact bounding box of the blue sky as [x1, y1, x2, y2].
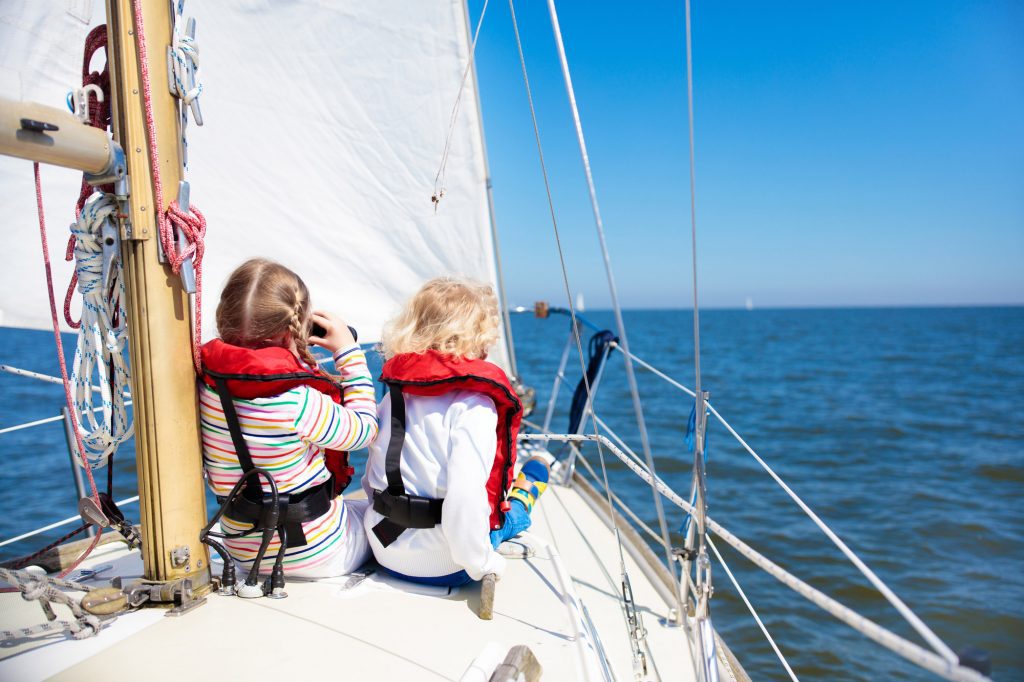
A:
[468, 0, 1023, 309]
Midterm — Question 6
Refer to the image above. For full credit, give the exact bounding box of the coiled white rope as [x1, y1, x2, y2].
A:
[168, 17, 201, 105]
[70, 194, 133, 468]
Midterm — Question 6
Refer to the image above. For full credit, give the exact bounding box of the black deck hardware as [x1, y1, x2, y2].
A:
[19, 118, 59, 133]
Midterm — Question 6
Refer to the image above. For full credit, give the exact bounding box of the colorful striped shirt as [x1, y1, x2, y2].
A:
[199, 344, 378, 575]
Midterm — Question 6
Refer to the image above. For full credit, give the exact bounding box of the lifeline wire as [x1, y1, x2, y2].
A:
[0, 402, 134, 436]
[518, 433, 989, 682]
[613, 341, 960, 665]
[707, 537, 800, 682]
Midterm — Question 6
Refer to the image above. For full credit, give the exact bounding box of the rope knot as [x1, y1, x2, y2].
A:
[68, 614, 103, 640]
[19, 577, 49, 603]
[164, 200, 206, 274]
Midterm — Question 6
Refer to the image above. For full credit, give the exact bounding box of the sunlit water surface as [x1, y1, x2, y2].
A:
[1, 306, 1021, 680]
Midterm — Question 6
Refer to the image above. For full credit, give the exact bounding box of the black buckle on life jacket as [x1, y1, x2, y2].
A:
[217, 479, 333, 548]
[372, 489, 443, 529]
[371, 489, 443, 549]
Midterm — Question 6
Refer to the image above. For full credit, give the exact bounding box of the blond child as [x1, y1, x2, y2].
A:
[362, 277, 547, 586]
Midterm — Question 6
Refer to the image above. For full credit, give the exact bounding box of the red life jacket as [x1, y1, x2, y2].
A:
[379, 349, 522, 531]
[199, 339, 355, 494]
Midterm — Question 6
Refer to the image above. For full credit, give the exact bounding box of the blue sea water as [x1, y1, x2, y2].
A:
[1, 306, 1021, 680]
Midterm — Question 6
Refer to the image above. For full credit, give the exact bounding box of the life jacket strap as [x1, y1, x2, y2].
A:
[371, 384, 445, 547]
[211, 375, 333, 548]
[217, 479, 334, 548]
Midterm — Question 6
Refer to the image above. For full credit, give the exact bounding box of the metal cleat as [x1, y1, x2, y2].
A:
[166, 12, 202, 125]
[184, 17, 203, 126]
[175, 181, 197, 294]
[156, 181, 197, 294]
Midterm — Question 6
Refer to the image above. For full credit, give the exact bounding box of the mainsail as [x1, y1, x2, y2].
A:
[0, 0, 511, 369]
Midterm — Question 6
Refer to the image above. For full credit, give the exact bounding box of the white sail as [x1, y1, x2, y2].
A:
[0, 1, 100, 331]
[0, 0, 510, 368]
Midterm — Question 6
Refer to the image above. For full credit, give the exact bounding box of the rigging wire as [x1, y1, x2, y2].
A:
[702, 400, 959, 663]
[519, 432, 989, 682]
[683, 0, 703, 409]
[611, 340, 961, 665]
[707, 537, 800, 682]
[678, 4, 718, 679]
[505, 0, 642, 667]
[544, 0, 679, 594]
[432, 0, 491, 209]
[0, 402, 134, 437]
[457, 0, 520, 380]
[505, 0, 625, 572]
[0, 496, 140, 550]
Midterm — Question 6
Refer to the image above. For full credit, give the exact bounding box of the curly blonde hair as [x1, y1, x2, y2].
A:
[381, 277, 499, 360]
[215, 258, 319, 370]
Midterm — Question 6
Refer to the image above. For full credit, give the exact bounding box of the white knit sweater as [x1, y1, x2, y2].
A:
[361, 390, 507, 581]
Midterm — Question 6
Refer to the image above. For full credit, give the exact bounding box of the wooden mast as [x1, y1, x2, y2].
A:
[105, 0, 210, 589]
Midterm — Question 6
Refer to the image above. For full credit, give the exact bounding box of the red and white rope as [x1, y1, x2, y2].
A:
[130, 0, 205, 371]
[33, 163, 106, 577]
[63, 24, 114, 329]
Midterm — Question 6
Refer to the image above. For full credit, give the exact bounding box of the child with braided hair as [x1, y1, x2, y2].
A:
[198, 258, 378, 577]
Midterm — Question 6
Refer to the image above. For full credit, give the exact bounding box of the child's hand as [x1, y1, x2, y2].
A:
[308, 311, 356, 354]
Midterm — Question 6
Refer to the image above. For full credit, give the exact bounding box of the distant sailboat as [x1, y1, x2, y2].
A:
[745, 297, 754, 311]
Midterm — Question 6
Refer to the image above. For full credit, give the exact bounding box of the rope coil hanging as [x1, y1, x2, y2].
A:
[33, 163, 106, 577]
[69, 193, 134, 468]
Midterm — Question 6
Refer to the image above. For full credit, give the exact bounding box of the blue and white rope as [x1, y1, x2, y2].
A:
[167, 0, 203, 166]
[70, 194, 133, 468]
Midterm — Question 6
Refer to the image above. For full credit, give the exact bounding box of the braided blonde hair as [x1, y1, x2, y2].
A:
[381, 277, 499, 360]
[216, 258, 319, 370]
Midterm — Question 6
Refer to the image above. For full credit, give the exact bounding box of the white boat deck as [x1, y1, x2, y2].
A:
[0, 473, 742, 681]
